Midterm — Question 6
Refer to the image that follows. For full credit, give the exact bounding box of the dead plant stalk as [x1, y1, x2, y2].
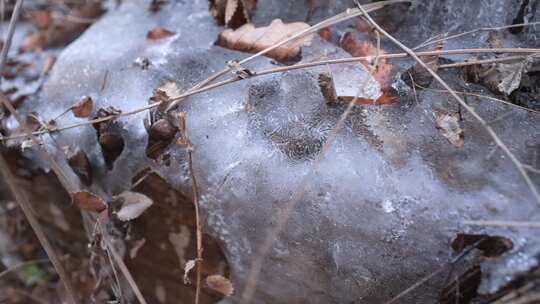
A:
[2, 47, 539, 143]
[177, 113, 203, 304]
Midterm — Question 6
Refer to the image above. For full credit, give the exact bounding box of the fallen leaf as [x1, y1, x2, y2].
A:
[20, 2, 103, 53]
[98, 132, 125, 170]
[72, 96, 93, 118]
[218, 19, 313, 61]
[206, 274, 234, 296]
[401, 37, 445, 88]
[183, 259, 197, 284]
[210, 0, 256, 29]
[146, 27, 176, 40]
[157, 81, 182, 100]
[149, 119, 177, 141]
[114, 191, 153, 221]
[318, 27, 332, 42]
[464, 57, 532, 96]
[66, 147, 93, 186]
[72, 191, 106, 213]
[435, 112, 464, 148]
[150, 81, 182, 111]
[496, 60, 530, 95]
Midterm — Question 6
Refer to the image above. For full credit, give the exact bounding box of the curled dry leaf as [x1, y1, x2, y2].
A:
[114, 191, 154, 221]
[218, 19, 313, 61]
[464, 57, 532, 96]
[66, 147, 93, 186]
[151, 81, 182, 111]
[114, 191, 153, 221]
[146, 27, 176, 40]
[20, 2, 104, 52]
[72, 96, 93, 118]
[72, 191, 106, 213]
[318, 27, 332, 42]
[210, 0, 256, 29]
[435, 112, 464, 148]
[183, 259, 197, 284]
[98, 132, 125, 170]
[205, 274, 234, 296]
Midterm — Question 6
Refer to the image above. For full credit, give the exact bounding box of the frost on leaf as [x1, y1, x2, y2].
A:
[205, 274, 234, 296]
[72, 191, 106, 213]
[71, 96, 93, 118]
[114, 191, 153, 221]
[183, 259, 197, 284]
[218, 19, 313, 61]
[210, 0, 257, 29]
[146, 27, 176, 40]
[435, 112, 464, 148]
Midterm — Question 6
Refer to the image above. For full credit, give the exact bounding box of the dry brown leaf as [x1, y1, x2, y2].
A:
[72, 191, 106, 213]
[435, 112, 464, 148]
[21, 2, 103, 53]
[72, 96, 93, 118]
[464, 57, 532, 96]
[98, 132, 125, 170]
[218, 19, 313, 61]
[183, 259, 197, 284]
[66, 147, 93, 186]
[211, 0, 256, 29]
[318, 27, 332, 42]
[146, 27, 176, 40]
[225, 0, 239, 26]
[206, 274, 234, 296]
[114, 191, 153, 221]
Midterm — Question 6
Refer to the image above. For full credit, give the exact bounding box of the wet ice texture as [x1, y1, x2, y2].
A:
[12, 0, 540, 303]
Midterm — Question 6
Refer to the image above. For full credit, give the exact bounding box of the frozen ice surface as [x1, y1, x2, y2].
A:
[11, 0, 540, 303]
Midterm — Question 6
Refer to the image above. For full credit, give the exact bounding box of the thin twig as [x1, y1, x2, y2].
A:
[463, 220, 540, 229]
[97, 213, 148, 304]
[418, 86, 540, 114]
[0, 0, 23, 85]
[384, 237, 486, 304]
[164, 0, 411, 112]
[355, 3, 540, 206]
[438, 55, 529, 69]
[240, 3, 387, 299]
[0, 155, 78, 304]
[414, 21, 540, 50]
[524, 165, 540, 175]
[2, 47, 539, 142]
[177, 113, 203, 304]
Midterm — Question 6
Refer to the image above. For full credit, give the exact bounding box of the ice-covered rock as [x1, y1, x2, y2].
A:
[7, 0, 540, 303]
